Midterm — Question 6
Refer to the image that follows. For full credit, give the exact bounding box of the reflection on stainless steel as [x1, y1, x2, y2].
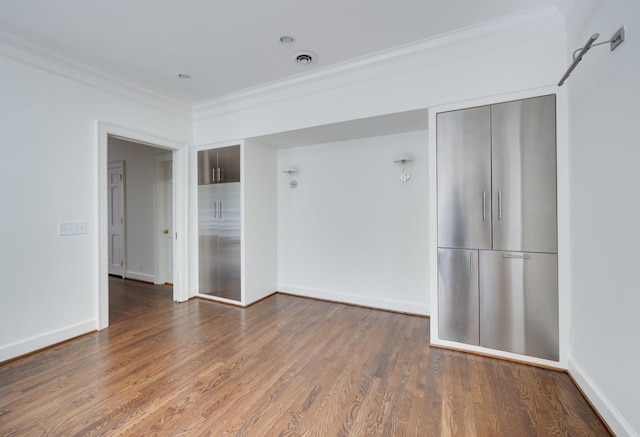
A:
[438, 248, 479, 345]
[198, 184, 219, 296]
[198, 145, 241, 302]
[217, 183, 241, 300]
[479, 251, 559, 361]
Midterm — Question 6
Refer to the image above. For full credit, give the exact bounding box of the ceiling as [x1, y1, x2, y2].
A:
[0, 0, 555, 106]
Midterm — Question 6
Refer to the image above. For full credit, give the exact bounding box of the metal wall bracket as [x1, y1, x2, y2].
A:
[558, 26, 625, 87]
[610, 26, 625, 51]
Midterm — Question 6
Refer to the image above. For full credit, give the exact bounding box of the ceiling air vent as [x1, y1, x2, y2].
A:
[293, 51, 317, 65]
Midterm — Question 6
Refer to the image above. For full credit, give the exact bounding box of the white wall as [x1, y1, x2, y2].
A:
[0, 51, 190, 361]
[277, 131, 429, 313]
[108, 138, 169, 283]
[243, 140, 278, 304]
[564, 1, 640, 436]
[193, 8, 566, 313]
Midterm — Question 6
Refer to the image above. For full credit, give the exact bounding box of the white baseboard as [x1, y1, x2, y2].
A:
[125, 271, 155, 283]
[0, 320, 96, 363]
[277, 285, 430, 316]
[568, 356, 638, 437]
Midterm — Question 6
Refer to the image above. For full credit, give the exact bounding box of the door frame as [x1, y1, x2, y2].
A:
[155, 153, 173, 285]
[98, 122, 189, 330]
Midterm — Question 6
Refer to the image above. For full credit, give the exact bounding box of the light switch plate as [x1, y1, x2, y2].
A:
[59, 221, 87, 236]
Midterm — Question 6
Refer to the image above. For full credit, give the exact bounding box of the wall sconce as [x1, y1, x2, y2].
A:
[393, 154, 413, 183]
[282, 167, 298, 188]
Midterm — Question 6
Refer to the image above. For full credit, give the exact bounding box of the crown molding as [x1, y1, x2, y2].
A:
[0, 29, 192, 120]
[193, 4, 562, 121]
[551, 0, 577, 17]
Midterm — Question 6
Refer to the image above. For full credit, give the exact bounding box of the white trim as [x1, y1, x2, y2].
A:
[552, 0, 577, 16]
[98, 122, 189, 329]
[193, 5, 561, 120]
[0, 30, 191, 120]
[427, 85, 570, 369]
[196, 293, 246, 307]
[431, 338, 565, 370]
[124, 271, 156, 283]
[277, 285, 429, 316]
[0, 320, 96, 363]
[568, 357, 639, 437]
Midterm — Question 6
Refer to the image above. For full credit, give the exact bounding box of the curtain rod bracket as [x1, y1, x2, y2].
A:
[558, 27, 625, 87]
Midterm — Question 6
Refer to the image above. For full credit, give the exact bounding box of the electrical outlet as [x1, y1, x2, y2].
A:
[59, 221, 87, 236]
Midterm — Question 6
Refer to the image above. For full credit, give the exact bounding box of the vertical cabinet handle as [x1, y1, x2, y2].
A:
[216, 168, 221, 183]
[469, 251, 474, 275]
[219, 201, 223, 218]
[498, 189, 502, 220]
[220, 168, 224, 182]
[482, 190, 486, 220]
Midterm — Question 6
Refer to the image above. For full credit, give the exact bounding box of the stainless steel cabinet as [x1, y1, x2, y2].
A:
[437, 95, 557, 253]
[437, 107, 492, 250]
[436, 95, 558, 360]
[479, 251, 559, 361]
[491, 98, 557, 253]
[438, 248, 479, 345]
[198, 145, 241, 301]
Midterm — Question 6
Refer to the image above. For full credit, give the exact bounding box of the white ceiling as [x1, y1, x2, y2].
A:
[0, 0, 555, 106]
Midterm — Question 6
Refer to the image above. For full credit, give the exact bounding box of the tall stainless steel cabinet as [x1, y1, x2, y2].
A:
[198, 145, 241, 301]
[437, 95, 559, 361]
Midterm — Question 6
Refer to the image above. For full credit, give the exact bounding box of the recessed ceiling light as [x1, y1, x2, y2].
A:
[279, 35, 295, 45]
[178, 73, 192, 80]
[293, 51, 317, 65]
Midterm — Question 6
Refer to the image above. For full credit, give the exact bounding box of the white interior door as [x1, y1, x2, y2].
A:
[155, 153, 174, 285]
[108, 161, 125, 276]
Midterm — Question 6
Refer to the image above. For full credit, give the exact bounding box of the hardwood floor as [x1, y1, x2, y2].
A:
[108, 276, 174, 325]
[0, 279, 610, 436]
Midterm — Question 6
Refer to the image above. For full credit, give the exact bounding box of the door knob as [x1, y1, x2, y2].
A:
[163, 229, 169, 234]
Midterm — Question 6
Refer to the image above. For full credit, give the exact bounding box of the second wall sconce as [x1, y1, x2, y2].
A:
[282, 167, 298, 188]
[393, 154, 413, 183]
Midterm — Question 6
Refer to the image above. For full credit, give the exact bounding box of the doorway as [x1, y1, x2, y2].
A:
[98, 122, 187, 330]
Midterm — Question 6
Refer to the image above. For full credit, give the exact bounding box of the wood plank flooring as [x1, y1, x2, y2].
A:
[0, 278, 611, 436]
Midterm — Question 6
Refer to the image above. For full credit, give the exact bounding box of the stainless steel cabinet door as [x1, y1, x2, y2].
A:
[437, 106, 492, 250]
[491, 95, 557, 253]
[198, 185, 219, 295]
[438, 248, 480, 345]
[218, 182, 241, 301]
[479, 250, 559, 361]
[217, 145, 241, 183]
